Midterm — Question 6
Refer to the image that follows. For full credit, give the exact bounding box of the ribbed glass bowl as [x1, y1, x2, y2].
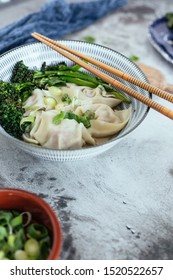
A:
[0, 41, 150, 161]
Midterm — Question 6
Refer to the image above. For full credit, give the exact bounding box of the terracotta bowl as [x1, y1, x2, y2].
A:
[0, 188, 62, 260]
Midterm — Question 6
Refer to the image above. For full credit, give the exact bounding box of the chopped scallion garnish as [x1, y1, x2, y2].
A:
[0, 210, 52, 260]
[52, 110, 95, 128]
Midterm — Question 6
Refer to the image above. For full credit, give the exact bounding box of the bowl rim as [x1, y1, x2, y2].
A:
[0, 40, 151, 153]
[0, 188, 62, 260]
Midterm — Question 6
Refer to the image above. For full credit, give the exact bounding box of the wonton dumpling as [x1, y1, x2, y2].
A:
[26, 110, 95, 149]
[75, 104, 131, 137]
[29, 111, 42, 138]
[60, 84, 122, 107]
[22, 81, 131, 149]
[23, 89, 46, 115]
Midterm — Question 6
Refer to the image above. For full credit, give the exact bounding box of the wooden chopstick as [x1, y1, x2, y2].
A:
[31, 32, 173, 120]
[32, 32, 173, 104]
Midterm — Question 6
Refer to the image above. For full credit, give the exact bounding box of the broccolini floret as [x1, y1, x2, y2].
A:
[11, 60, 34, 83]
[0, 81, 34, 138]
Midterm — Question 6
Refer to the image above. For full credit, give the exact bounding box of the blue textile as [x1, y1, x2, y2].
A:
[0, 0, 127, 55]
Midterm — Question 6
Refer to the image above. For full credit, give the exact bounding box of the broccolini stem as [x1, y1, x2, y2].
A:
[59, 76, 98, 88]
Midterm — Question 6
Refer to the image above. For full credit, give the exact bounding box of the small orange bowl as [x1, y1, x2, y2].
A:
[0, 188, 62, 260]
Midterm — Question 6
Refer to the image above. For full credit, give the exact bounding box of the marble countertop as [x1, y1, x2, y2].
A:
[0, 0, 173, 260]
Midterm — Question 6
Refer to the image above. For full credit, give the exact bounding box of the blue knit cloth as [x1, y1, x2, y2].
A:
[0, 0, 127, 55]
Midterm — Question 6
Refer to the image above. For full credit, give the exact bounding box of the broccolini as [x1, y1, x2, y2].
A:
[10, 61, 131, 102]
[0, 60, 131, 139]
[0, 81, 34, 138]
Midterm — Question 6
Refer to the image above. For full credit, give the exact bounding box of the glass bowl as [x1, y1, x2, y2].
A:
[0, 40, 150, 161]
[0, 188, 62, 260]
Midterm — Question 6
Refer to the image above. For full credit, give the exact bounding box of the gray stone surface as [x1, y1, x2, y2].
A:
[0, 0, 173, 260]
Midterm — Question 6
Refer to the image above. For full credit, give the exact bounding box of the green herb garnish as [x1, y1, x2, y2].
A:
[20, 115, 35, 133]
[61, 93, 72, 104]
[0, 210, 52, 260]
[83, 36, 96, 43]
[129, 55, 139, 62]
[52, 110, 95, 128]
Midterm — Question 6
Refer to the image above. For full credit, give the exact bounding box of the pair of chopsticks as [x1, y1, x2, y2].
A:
[32, 32, 173, 120]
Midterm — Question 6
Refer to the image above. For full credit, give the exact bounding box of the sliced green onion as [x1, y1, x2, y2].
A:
[71, 96, 81, 107]
[0, 240, 6, 252]
[23, 105, 40, 111]
[0, 226, 7, 241]
[84, 110, 95, 120]
[0, 211, 13, 224]
[27, 223, 48, 240]
[8, 234, 16, 248]
[61, 93, 72, 104]
[14, 228, 25, 250]
[14, 250, 29, 260]
[55, 103, 65, 111]
[48, 86, 62, 96]
[24, 238, 40, 259]
[7, 223, 13, 235]
[0, 250, 5, 260]
[52, 111, 91, 128]
[10, 215, 22, 229]
[52, 111, 66, 125]
[20, 115, 35, 129]
[44, 97, 57, 107]
[20, 212, 32, 227]
[39, 236, 51, 260]
[78, 115, 91, 128]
